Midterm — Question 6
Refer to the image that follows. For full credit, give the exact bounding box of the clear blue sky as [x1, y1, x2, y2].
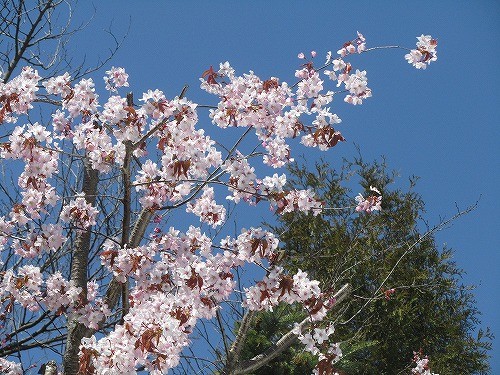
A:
[68, 1, 499, 371]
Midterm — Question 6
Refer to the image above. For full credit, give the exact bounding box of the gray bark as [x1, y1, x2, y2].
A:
[62, 166, 98, 375]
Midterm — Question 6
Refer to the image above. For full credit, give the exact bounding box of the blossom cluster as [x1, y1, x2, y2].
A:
[405, 35, 438, 69]
[0, 358, 22, 375]
[201, 46, 376, 166]
[412, 350, 439, 375]
[104, 66, 130, 92]
[323, 32, 371, 105]
[60, 193, 99, 230]
[186, 187, 226, 228]
[291, 323, 344, 375]
[11, 224, 65, 258]
[1, 121, 60, 227]
[295, 324, 338, 355]
[89, 226, 273, 372]
[0, 265, 82, 313]
[243, 267, 329, 320]
[336, 31, 367, 56]
[0, 66, 40, 123]
[355, 186, 382, 213]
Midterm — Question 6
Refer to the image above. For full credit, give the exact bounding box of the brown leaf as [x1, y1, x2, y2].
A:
[201, 66, 219, 85]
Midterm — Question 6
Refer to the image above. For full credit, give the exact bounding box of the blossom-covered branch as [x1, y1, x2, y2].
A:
[0, 32, 437, 374]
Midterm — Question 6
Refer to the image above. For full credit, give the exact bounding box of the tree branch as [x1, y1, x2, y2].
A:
[229, 283, 351, 375]
[3, 0, 52, 82]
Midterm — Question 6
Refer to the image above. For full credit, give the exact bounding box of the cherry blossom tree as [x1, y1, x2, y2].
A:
[0, 32, 438, 375]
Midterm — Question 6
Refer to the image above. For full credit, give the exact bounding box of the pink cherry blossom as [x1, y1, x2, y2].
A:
[0, 33, 437, 374]
[44, 272, 82, 311]
[405, 35, 438, 69]
[355, 186, 382, 213]
[186, 187, 226, 228]
[104, 66, 130, 92]
[0, 358, 22, 375]
[0, 67, 40, 123]
[412, 350, 439, 375]
[60, 193, 99, 229]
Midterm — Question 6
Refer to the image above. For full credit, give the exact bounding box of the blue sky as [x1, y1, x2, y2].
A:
[66, 1, 499, 371]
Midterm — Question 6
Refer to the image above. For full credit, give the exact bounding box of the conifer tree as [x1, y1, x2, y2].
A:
[239, 157, 492, 375]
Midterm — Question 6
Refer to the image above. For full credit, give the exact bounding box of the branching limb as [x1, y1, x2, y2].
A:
[226, 284, 351, 375]
[342, 202, 478, 326]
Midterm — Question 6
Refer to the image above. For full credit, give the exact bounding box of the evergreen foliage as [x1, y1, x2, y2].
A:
[239, 156, 492, 374]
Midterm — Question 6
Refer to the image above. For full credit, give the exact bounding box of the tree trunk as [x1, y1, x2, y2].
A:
[62, 166, 98, 375]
